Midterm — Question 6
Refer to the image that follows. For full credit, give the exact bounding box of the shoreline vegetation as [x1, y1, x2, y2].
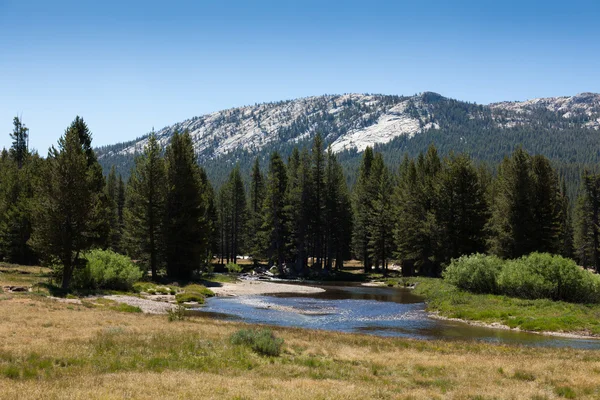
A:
[4, 261, 600, 340]
[379, 277, 600, 340]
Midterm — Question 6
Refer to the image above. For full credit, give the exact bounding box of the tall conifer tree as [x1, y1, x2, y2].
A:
[123, 133, 166, 280]
[32, 120, 102, 289]
[262, 152, 288, 272]
[164, 130, 208, 279]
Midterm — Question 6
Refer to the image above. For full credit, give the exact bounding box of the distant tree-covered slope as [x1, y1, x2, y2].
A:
[96, 92, 600, 195]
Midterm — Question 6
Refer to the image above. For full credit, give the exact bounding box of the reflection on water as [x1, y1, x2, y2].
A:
[190, 283, 600, 349]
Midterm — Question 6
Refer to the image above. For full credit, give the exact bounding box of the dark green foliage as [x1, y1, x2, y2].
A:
[31, 117, 104, 289]
[309, 133, 326, 269]
[394, 146, 442, 276]
[488, 148, 564, 259]
[285, 147, 311, 274]
[366, 153, 394, 271]
[247, 157, 266, 264]
[436, 154, 489, 264]
[105, 166, 123, 252]
[352, 147, 374, 272]
[574, 172, 600, 271]
[0, 152, 40, 265]
[230, 328, 284, 357]
[217, 165, 247, 264]
[262, 152, 288, 271]
[9, 116, 28, 169]
[164, 130, 210, 279]
[123, 133, 167, 280]
[324, 147, 352, 270]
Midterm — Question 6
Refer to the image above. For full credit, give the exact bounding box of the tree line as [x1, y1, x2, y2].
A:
[1, 116, 599, 290]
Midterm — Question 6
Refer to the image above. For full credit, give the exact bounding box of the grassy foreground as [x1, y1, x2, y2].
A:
[407, 277, 600, 337]
[1, 294, 600, 399]
[2, 264, 600, 399]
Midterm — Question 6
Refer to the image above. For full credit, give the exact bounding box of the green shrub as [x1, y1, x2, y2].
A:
[167, 304, 187, 321]
[443, 254, 504, 294]
[444, 252, 600, 304]
[225, 262, 242, 273]
[175, 284, 214, 304]
[498, 253, 600, 303]
[230, 328, 284, 356]
[175, 292, 205, 304]
[73, 250, 142, 291]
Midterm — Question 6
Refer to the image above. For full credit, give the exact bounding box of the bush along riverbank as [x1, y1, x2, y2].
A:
[393, 253, 600, 337]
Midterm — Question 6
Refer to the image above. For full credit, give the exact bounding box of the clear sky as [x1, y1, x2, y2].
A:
[1, 0, 599, 154]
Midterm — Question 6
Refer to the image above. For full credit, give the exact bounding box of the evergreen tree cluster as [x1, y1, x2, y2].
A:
[1, 115, 599, 291]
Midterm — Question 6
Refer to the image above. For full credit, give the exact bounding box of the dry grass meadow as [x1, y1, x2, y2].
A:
[1, 266, 600, 399]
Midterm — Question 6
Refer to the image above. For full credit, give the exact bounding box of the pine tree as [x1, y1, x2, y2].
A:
[0, 153, 39, 264]
[117, 174, 126, 247]
[366, 153, 393, 272]
[529, 155, 562, 254]
[324, 147, 352, 270]
[574, 172, 600, 271]
[9, 116, 28, 169]
[217, 182, 232, 265]
[123, 133, 166, 280]
[558, 179, 574, 258]
[105, 166, 121, 251]
[394, 157, 423, 273]
[310, 134, 326, 269]
[436, 153, 489, 264]
[488, 147, 535, 258]
[31, 121, 102, 289]
[199, 167, 218, 265]
[228, 165, 247, 263]
[352, 147, 374, 272]
[394, 147, 442, 276]
[164, 130, 208, 279]
[262, 152, 288, 272]
[247, 157, 265, 266]
[286, 148, 312, 274]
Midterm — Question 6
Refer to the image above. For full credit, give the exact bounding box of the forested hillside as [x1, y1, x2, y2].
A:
[96, 92, 600, 200]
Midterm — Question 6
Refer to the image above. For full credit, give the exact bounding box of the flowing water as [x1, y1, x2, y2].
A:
[191, 282, 600, 349]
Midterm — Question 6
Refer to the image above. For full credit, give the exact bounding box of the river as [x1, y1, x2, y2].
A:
[191, 282, 600, 349]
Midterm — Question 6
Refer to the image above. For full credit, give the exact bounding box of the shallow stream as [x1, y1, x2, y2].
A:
[191, 283, 600, 349]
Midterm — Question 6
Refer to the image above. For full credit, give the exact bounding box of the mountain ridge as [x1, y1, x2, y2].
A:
[96, 91, 600, 191]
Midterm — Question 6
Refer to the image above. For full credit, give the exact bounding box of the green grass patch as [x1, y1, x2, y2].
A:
[175, 284, 215, 304]
[555, 386, 577, 398]
[200, 273, 239, 284]
[133, 282, 178, 295]
[412, 277, 600, 335]
[230, 328, 284, 356]
[512, 369, 536, 381]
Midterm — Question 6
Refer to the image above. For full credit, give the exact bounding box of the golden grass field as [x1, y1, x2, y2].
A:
[1, 266, 600, 399]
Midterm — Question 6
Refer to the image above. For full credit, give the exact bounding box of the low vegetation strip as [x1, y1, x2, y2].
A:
[411, 277, 600, 336]
[1, 295, 600, 399]
[444, 253, 600, 304]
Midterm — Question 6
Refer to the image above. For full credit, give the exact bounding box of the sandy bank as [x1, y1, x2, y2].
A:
[211, 280, 325, 297]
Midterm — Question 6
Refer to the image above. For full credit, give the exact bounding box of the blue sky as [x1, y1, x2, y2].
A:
[1, 0, 599, 153]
